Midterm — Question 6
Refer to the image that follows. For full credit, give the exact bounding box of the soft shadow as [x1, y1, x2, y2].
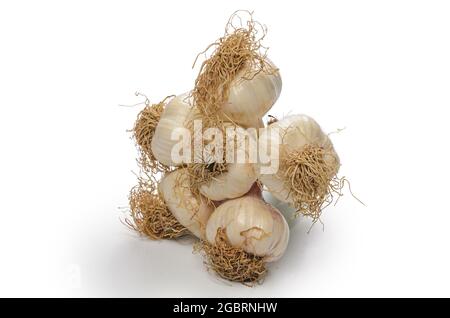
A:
[263, 191, 317, 272]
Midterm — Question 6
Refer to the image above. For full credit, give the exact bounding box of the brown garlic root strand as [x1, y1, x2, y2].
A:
[186, 162, 228, 191]
[195, 228, 267, 284]
[184, 123, 230, 201]
[132, 97, 172, 173]
[127, 176, 188, 240]
[282, 144, 342, 220]
[191, 10, 276, 129]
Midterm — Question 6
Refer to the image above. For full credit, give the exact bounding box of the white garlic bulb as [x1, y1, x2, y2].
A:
[206, 195, 289, 262]
[151, 93, 198, 167]
[221, 60, 282, 128]
[198, 124, 257, 201]
[159, 169, 214, 239]
[257, 114, 339, 206]
[198, 162, 256, 201]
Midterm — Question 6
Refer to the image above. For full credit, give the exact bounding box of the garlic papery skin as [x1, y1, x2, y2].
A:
[159, 169, 214, 240]
[198, 162, 256, 201]
[257, 114, 339, 206]
[205, 196, 289, 262]
[198, 124, 257, 201]
[221, 59, 282, 128]
[212, 182, 262, 208]
[151, 93, 198, 167]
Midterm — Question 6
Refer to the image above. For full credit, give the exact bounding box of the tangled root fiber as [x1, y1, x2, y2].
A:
[132, 96, 173, 173]
[186, 161, 228, 194]
[195, 228, 267, 284]
[184, 122, 231, 201]
[282, 144, 342, 220]
[191, 10, 275, 128]
[127, 176, 188, 240]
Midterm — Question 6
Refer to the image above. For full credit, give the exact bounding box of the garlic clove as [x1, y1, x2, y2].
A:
[257, 114, 341, 218]
[272, 114, 337, 160]
[151, 93, 199, 167]
[198, 162, 256, 201]
[211, 182, 262, 207]
[258, 170, 292, 205]
[159, 169, 214, 240]
[205, 196, 289, 262]
[221, 59, 282, 128]
[197, 123, 258, 201]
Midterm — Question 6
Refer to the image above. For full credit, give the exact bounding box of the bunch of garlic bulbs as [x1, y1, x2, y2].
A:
[127, 11, 345, 284]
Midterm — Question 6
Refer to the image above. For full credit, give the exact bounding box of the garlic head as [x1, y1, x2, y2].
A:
[151, 93, 199, 167]
[258, 114, 340, 216]
[205, 196, 289, 262]
[221, 59, 282, 128]
[159, 168, 214, 239]
[197, 124, 257, 201]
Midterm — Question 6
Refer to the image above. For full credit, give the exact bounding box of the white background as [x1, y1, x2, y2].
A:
[0, 0, 449, 297]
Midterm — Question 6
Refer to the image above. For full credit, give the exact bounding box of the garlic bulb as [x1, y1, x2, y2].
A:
[159, 169, 214, 239]
[206, 195, 289, 262]
[257, 114, 340, 217]
[197, 124, 257, 201]
[198, 162, 256, 201]
[220, 60, 282, 128]
[151, 93, 198, 167]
